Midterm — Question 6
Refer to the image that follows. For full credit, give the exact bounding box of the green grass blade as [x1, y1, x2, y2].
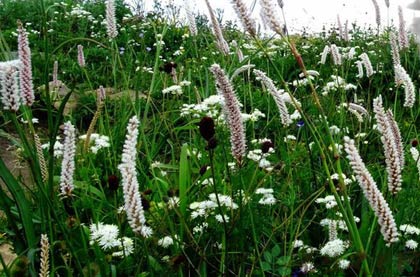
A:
[178, 144, 191, 238]
[0, 158, 37, 250]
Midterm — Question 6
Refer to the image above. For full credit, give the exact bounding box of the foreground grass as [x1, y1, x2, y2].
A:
[0, 0, 419, 276]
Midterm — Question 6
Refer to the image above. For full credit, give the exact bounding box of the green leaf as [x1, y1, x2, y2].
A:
[147, 255, 162, 271]
[0, 158, 37, 250]
[260, 261, 272, 272]
[271, 245, 281, 257]
[278, 267, 291, 276]
[276, 256, 290, 266]
[263, 251, 272, 263]
[179, 144, 190, 223]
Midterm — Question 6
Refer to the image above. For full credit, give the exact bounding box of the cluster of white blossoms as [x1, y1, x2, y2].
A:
[291, 70, 319, 87]
[162, 80, 191, 95]
[321, 75, 357, 96]
[41, 137, 64, 158]
[247, 139, 275, 171]
[241, 108, 266, 122]
[255, 188, 277, 205]
[157, 235, 179, 248]
[316, 195, 339, 209]
[189, 193, 239, 230]
[320, 239, 350, 258]
[399, 224, 420, 250]
[180, 95, 224, 118]
[410, 146, 420, 181]
[330, 173, 354, 186]
[89, 222, 134, 257]
[79, 133, 110, 154]
[292, 239, 317, 254]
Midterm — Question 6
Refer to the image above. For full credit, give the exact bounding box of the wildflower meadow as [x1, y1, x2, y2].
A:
[0, 0, 420, 276]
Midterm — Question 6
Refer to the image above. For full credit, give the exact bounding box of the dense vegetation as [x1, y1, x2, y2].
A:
[0, 0, 419, 276]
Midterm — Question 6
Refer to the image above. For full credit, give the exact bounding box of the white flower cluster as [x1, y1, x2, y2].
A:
[41, 137, 64, 158]
[162, 85, 182, 95]
[330, 173, 354, 186]
[320, 215, 360, 232]
[319, 239, 349, 257]
[89, 222, 134, 257]
[410, 147, 420, 181]
[291, 75, 315, 87]
[247, 145, 275, 171]
[189, 193, 238, 221]
[316, 195, 339, 209]
[400, 224, 420, 250]
[180, 95, 224, 118]
[300, 262, 316, 274]
[255, 188, 276, 205]
[158, 235, 179, 248]
[79, 133, 110, 154]
[241, 108, 266, 122]
[69, 4, 95, 21]
[292, 239, 317, 254]
[250, 139, 275, 167]
[338, 259, 351, 270]
[321, 75, 357, 96]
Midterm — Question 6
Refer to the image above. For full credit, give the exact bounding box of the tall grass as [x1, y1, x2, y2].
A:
[0, 0, 419, 276]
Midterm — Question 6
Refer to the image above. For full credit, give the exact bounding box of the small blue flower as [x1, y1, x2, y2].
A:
[119, 47, 125, 55]
[146, 47, 152, 52]
[296, 120, 304, 128]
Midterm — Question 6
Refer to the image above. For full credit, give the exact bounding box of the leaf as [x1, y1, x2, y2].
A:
[271, 244, 281, 257]
[0, 158, 37, 250]
[179, 144, 190, 219]
[263, 251, 272, 263]
[276, 256, 290, 266]
[260, 261, 272, 272]
[278, 267, 291, 276]
[147, 255, 162, 271]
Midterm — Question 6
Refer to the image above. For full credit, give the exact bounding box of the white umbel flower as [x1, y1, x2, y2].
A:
[158, 236, 174, 248]
[320, 239, 348, 257]
[399, 224, 420, 235]
[338, 259, 350, 270]
[89, 223, 120, 250]
[405, 239, 418, 250]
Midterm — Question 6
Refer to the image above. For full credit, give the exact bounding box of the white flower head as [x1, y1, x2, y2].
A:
[405, 239, 418, 250]
[158, 236, 174, 248]
[320, 239, 349, 257]
[338, 259, 350, 270]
